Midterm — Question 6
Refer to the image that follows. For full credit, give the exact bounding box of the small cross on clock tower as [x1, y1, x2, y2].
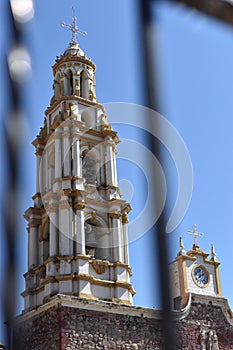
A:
[187, 224, 203, 249]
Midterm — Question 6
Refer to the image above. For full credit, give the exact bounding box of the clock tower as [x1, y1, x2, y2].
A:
[170, 226, 222, 309]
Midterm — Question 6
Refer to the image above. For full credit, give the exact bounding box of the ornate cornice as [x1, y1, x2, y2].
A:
[35, 148, 43, 156]
[24, 207, 44, 222]
[109, 211, 122, 219]
[45, 96, 104, 116]
[42, 191, 58, 201]
[103, 129, 118, 139]
[32, 138, 45, 148]
[187, 248, 209, 259]
[90, 259, 108, 275]
[73, 201, 86, 211]
[29, 218, 41, 227]
[121, 203, 132, 214]
[32, 193, 41, 200]
[52, 55, 96, 74]
[176, 251, 221, 266]
[57, 189, 72, 197]
[122, 213, 129, 224]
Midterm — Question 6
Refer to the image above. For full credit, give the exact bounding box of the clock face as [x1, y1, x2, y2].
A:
[193, 266, 209, 287]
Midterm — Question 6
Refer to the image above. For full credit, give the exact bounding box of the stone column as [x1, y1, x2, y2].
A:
[44, 149, 48, 193]
[58, 190, 72, 256]
[122, 213, 129, 265]
[48, 164, 53, 191]
[62, 124, 71, 177]
[100, 143, 106, 185]
[112, 144, 118, 187]
[28, 222, 38, 268]
[55, 127, 62, 179]
[105, 138, 115, 186]
[35, 149, 42, 193]
[71, 124, 81, 178]
[110, 213, 123, 262]
[74, 202, 86, 254]
[39, 150, 46, 194]
[49, 205, 58, 257]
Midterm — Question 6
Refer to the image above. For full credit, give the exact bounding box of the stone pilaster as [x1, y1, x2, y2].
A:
[105, 138, 115, 186]
[73, 201, 86, 255]
[122, 213, 129, 265]
[54, 127, 62, 180]
[28, 219, 40, 268]
[109, 212, 123, 263]
[62, 124, 71, 177]
[58, 190, 72, 256]
[48, 204, 58, 257]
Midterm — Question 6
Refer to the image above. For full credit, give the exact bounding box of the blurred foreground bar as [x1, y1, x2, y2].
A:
[2, 0, 33, 347]
[139, 1, 176, 349]
[169, 0, 233, 25]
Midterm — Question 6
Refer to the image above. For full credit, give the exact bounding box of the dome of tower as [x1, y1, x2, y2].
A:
[62, 42, 87, 59]
[52, 41, 96, 73]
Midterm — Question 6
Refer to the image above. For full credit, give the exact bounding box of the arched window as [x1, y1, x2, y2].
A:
[85, 220, 98, 257]
[66, 69, 73, 96]
[84, 217, 110, 261]
[85, 220, 106, 260]
[54, 73, 61, 100]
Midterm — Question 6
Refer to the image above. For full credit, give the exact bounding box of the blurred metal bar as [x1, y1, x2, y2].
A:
[2, 1, 26, 347]
[138, 1, 176, 349]
[169, 0, 233, 25]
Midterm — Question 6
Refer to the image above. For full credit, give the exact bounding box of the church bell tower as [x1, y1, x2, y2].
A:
[22, 10, 135, 312]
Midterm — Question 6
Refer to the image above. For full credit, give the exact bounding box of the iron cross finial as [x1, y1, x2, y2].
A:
[187, 224, 203, 246]
[61, 7, 87, 44]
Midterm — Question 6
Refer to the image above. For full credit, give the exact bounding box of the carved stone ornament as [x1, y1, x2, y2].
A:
[91, 260, 107, 275]
[200, 329, 219, 350]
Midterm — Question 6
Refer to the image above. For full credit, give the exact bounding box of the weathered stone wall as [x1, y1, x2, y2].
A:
[12, 296, 233, 350]
[13, 306, 60, 350]
[60, 308, 162, 350]
[177, 298, 233, 350]
[13, 305, 162, 350]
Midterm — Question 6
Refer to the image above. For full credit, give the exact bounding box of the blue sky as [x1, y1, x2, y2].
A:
[1, 0, 233, 343]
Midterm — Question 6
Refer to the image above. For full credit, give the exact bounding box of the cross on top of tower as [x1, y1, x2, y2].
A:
[187, 224, 203, 247]
[61, 7, 87, 44]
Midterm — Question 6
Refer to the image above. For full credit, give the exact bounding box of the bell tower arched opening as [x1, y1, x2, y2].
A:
[85, 220, 98, 257]
[64, 69, 74, 96]
[54, 73, 61, 100]
[84, 218, 108, 260]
